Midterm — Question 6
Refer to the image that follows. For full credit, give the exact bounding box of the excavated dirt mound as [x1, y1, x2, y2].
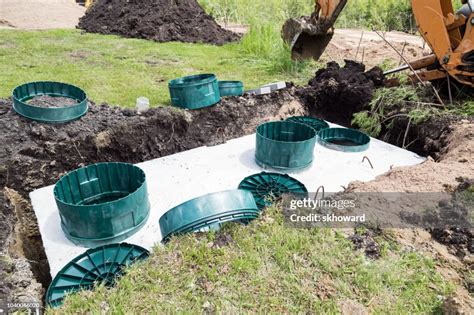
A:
[77, 0, 240, 45]
[298, 60, 384, 126]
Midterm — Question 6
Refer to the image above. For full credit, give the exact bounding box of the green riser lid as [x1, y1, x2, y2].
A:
[46, 243, 149, 308]
[169, 73, 220, 109]
[218, 81, 244, 96]
[239, 172, 308, 210]
[318, 128, 370, 152]
[54, 162, 150, 248]
[12, 81, 88, 123]
[159, 190, 259, 242]
[255, 121, 317, 170]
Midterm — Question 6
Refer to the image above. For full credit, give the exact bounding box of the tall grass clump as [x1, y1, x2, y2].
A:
[240, 21, 312, 76]
[199, 0, 315, 76]
[199, 0, 313, 25]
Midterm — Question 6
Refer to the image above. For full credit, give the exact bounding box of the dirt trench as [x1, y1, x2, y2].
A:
[0, 89, 305, 305]
[0, 61, 471, 311]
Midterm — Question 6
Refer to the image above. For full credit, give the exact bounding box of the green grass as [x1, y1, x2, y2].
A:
[199, 0, 314, 25]
[352, 85, 474, 138]
[52, 205, 452, 314]
[0, 29, 315, 107]
[200, 0, 464, 33]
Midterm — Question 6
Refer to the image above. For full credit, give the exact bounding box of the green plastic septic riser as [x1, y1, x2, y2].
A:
[238, 172, 308, 210]
[54, 162, 150, 247]
[169, 74, 220, 109]
[256, 121, 317, 170]
[12, 81, 88, 123]
[218, 81, 244, 96]
[159, 190, 259, 242]
[46, 243, 149, 308]
[286, 116, 329, 132]
[318, 128, 371, 152]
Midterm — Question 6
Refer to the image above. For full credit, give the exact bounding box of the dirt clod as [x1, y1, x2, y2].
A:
[212, 232, 233, 248]
[348, 229, 381, 259]
[78, 0, 240, 45]
[299, 60, 384, 126]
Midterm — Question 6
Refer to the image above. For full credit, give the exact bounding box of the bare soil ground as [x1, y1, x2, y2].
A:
[322, 29, 431, 69]
[347, 121, 474, 313]
[0, 0, 85, 30]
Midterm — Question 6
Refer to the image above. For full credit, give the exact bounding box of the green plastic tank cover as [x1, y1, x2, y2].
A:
[318, 128, 370, 152]
[12, 81, 88, 123]
[238, 172, 308, 210]
[54, 162, 150, 247]
[168, 73, 220, 109]
[218, 81, 244, 96]
[46, 243, 149, 307]
[159, 190, 259, 242]
[255, 121, 317, 170]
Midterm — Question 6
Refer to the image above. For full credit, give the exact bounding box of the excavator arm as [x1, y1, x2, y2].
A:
[282, 0, 474, 87]
[282, 0, 348, 60]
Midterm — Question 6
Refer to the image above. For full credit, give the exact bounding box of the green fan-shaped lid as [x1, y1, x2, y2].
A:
[46, 243, 149, 308]
[238, 172, 308, 210]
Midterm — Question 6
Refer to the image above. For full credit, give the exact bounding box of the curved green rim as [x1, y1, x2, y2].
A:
[159, 190, 259, 242]
[12, 81, 88, 123]
[318, 128, 370, 152]
[46, 243, 149, 308]
[286, 116, 329, 132]
[255, 121, 317, 170]
[256, 121, 317, 144]
[238, 172, 308, 210]
[218, 80, 244, 96]
[168, 73, 217, 88]
[218, 81, 244, 88]
[54, 162, 150, 247]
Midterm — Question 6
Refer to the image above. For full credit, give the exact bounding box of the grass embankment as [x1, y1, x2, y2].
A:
[53, 205, 452, 313]
[0, 29, 315, 107]
[352, 85, 474, 138]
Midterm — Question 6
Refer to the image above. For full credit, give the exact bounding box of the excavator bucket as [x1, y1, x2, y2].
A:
[282, 0, 348, 60]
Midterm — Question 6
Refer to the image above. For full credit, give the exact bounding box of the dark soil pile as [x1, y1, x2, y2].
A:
[77, 0, 239, 45]
[28, 95, 78, 108]
[298, 60, 384, 126]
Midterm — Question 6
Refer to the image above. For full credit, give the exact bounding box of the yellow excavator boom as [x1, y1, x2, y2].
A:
[282, 0, 474, 87]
